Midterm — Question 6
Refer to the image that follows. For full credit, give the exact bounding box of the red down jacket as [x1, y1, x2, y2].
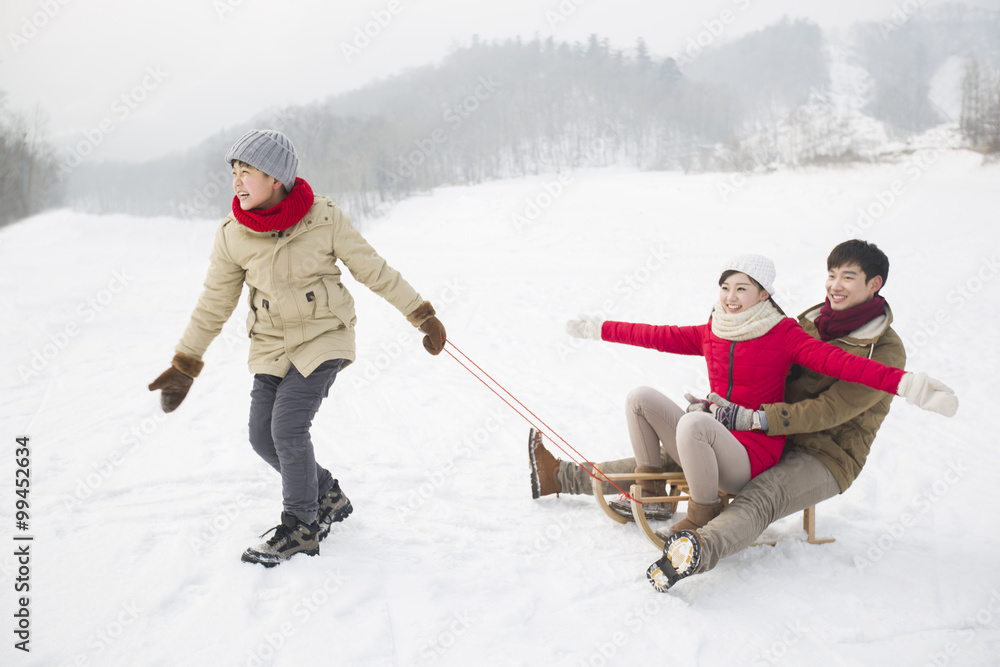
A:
[601, 317, 906, 477]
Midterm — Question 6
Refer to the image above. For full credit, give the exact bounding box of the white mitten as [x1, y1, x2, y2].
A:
[565, 315, 606, 340]
[896, 372, 958, 417]
[684, 392, 712, 413]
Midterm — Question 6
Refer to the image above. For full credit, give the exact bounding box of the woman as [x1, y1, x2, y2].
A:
[566, 254, 955, 533]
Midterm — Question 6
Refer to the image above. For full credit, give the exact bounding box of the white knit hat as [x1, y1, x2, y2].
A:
[225, 129, 299, 192]
[721, 254, 776, 295]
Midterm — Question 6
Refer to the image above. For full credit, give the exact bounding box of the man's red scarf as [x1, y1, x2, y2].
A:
[813, 295, 887, 341]
[232, 177, 314, 233]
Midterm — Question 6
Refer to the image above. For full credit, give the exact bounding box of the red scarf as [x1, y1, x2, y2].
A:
[813, 295, 887, 341]
[232, 178, 314, 233]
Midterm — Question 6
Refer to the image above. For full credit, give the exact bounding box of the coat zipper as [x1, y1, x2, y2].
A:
[727, 341, 736, 401]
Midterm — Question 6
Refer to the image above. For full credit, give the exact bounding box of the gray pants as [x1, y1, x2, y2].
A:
[248, 360, 344, 524]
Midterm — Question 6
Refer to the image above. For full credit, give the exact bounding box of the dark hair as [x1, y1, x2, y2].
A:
[718, 270, 786, 316]
[231, 159, 273, 179]
[827, 240, 889, 292]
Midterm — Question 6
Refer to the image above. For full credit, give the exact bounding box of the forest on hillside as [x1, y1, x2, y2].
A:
[3, 5, 999, 226]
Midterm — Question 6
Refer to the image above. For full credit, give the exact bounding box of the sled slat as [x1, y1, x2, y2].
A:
[591, 466, 629, 524]
[631, 485, 667, 550]
[596, 471, 835, 549]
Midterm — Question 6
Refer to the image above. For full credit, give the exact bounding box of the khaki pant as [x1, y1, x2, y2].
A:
[694, 449, 840, 573]
[561, 447, 839, 573]
[557, 386, 841, 573]
[560, 386, 752, 503]
[625, 386, 752, 504]
[558, 457, 681, 496]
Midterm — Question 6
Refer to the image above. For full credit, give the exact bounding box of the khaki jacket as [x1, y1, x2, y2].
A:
[176, 197, 424, 378]
[763, 303, 906, 492]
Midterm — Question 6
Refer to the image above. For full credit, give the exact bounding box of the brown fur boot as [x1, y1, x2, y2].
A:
[669, 499, 724, 533]
[529, 429, 561, 498]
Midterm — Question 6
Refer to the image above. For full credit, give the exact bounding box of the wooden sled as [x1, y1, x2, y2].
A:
[591, 468, 834, 551]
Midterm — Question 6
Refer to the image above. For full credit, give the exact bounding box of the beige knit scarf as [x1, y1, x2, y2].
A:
[710, 300, 784, 342]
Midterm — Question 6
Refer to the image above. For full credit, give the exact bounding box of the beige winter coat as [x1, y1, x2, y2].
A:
[176, 196, 424, 378]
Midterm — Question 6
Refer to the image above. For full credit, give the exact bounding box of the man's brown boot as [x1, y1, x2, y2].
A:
[669, 499, 725, 533]
[529, 429, 561, 498]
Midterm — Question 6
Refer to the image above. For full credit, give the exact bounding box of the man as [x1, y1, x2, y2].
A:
[529, 240, 956, 590]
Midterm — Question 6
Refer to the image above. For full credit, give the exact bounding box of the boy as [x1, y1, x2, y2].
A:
[149, 129, 446, 566]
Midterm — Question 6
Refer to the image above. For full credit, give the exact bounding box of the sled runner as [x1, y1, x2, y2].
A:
[591, 467, 834, 551]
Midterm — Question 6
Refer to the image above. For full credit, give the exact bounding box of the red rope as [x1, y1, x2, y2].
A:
[442, 339, 638, 502]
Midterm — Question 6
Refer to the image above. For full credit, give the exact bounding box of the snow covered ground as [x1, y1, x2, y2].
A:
[2, 149, 999, 666]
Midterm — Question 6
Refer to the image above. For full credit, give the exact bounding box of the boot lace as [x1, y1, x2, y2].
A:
[259, 522, 293, 547]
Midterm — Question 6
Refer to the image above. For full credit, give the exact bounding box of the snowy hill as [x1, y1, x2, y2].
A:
[724, 24, 985, 171]
[2, 153, 999, 666]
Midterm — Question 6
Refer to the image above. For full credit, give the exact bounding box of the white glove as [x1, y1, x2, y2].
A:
[565, 315, 606, 340]
[896, 372, 958, 417]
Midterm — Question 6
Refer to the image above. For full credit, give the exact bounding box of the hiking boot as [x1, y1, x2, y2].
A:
[317, 480, 353, 542]
[241, 512, 320, 567]
[607, 498, 675, 522]
[646, 529, 702, 593]
[529, 428, 561, 498]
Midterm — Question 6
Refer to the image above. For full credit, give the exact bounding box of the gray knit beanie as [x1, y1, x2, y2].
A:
[226, 129, 299, 192]
[721, 253, 776, 295]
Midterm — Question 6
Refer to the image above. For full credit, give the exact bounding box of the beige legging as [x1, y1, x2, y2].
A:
[627, 386, 752, 504]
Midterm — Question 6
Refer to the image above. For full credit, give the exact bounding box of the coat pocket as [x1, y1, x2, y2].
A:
[246, 287, 277, 336]
[314, 277, 356, 330]
[245, 287, 258, 337]
[324, 277, 356, 329]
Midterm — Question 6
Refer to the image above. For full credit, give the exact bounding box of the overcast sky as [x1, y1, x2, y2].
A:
[2, 0, 997, 164]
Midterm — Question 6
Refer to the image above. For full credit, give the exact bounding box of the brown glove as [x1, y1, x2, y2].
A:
[419, 316, 447, 355]
[148, 352, 204, 413]
[407, 301, 447, 356]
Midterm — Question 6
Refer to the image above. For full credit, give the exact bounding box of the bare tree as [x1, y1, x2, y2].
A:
[961, 59, 1000, 153]
[0, 93, 61, 227]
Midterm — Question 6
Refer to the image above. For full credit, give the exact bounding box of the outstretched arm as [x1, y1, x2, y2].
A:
[152, 224, 245, 412]
[331, 205, 424, 316]
[689, 380, 895, 434]
[786, 323, 956, 417]
[762, 327, 907, 435]
[762, 376, 893, 435]
[176, 224, 247, 361]
[565, 317, 706, 356]
[331, 204, 445, 354]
